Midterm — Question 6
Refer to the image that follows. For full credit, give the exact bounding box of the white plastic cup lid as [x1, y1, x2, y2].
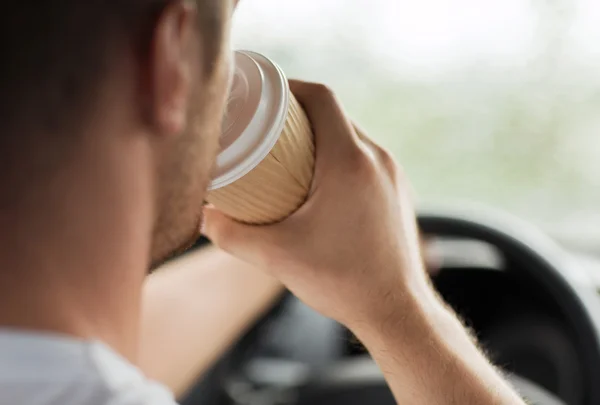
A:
[209, 51, 290, 191]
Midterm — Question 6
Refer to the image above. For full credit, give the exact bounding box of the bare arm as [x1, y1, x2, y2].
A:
[138, 246, 284, 397]
[202, 81, 525, 404]
[351, 282, 525, 404]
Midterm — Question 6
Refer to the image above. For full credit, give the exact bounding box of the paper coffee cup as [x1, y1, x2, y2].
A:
[206, 51, 315, 225]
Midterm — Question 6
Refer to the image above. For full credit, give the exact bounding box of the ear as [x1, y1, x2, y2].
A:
[150, 0, 199, 138]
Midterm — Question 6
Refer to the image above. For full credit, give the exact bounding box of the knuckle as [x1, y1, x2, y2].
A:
[311, 82, 335, 97]
[364, 141, 401, 179]
[290, 80, 336, 107]
[293, 80, 334, 98]
[348, 142, 405, 185]
[350, 146, 379, 178]
[353, 130, 397, 173]
[308, 82, 338, 105]
[378, 145, 394, 164]
[379, 147, 399, 175]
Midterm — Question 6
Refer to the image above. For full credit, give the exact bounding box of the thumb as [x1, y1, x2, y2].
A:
[201, 206, 280, 266]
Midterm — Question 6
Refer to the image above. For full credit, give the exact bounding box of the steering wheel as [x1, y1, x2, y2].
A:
[184, 209, 600, 405]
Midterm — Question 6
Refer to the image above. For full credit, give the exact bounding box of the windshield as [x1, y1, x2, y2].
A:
[232, 0, 600, 252]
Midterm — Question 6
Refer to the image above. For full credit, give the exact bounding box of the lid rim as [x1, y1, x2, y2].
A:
[209, 51, 289, 191]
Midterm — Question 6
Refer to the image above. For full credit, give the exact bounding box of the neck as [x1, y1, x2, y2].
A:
[0, 131, 154, 361]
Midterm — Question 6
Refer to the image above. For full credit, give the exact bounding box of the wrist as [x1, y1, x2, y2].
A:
[345, 271, 447, 344]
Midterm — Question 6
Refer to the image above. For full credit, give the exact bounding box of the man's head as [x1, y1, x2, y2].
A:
[0, 1, 236, 268]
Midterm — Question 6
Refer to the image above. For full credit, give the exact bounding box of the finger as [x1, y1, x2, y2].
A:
[352, 122, 377, 149]
[289, 80, 361, 155]
[352, 123, 396, 169]
[201, 206, 281, 266]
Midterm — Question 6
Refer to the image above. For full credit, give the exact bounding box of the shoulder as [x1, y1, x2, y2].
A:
[84, 341, 179, 405]
[0, 333, 180, 405]
[103, 382, 179, 405]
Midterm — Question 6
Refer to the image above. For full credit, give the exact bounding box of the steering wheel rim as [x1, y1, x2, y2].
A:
[418, 209, 600, 404]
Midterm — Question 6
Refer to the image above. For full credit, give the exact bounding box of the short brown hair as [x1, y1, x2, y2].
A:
[0, 1, 225, 206]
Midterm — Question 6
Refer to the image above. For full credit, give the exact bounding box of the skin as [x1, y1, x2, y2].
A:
[0, 0, 232, 361]
[203, 82, 527, 404]
[0, 0, 525, 404]
[140, 246, 283, 397]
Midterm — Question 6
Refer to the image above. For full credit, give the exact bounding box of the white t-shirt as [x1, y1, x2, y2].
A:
[0, 330, 178, 405]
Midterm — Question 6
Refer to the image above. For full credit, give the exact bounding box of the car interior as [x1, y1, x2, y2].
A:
[179, 209, 600, 405]
[184, 1, 600, 404]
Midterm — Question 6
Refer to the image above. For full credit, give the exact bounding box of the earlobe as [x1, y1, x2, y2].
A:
[150, 1, 198, 138]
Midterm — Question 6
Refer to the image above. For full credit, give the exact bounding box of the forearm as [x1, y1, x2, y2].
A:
[138, 246, 284, 397]
[352, 280, 525, 405]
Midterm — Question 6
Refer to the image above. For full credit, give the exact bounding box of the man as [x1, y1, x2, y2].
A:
[0, 0, 526, 404]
